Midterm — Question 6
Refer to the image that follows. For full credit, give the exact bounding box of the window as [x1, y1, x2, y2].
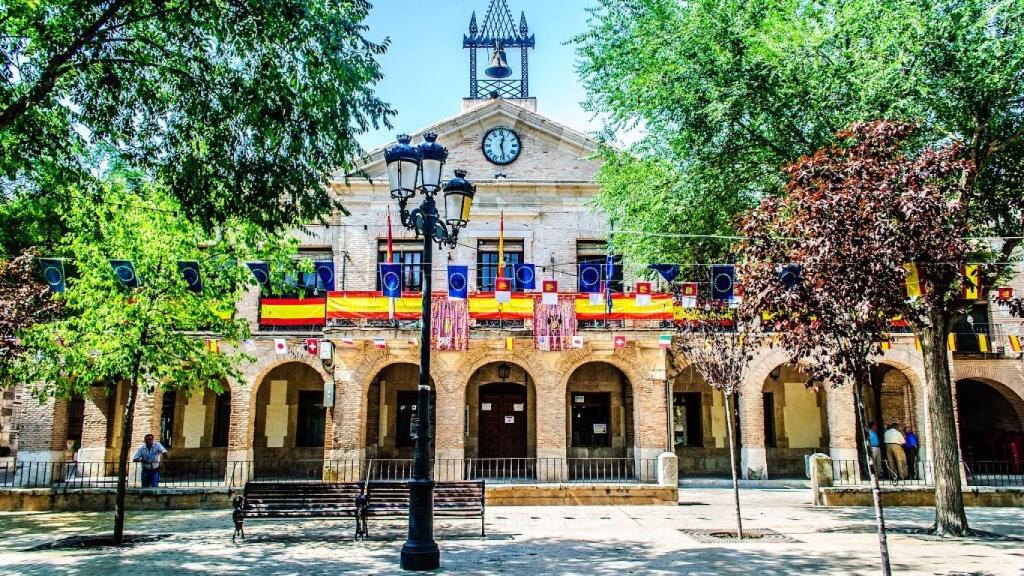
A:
[160, 391, 176, 448]
[377, 240, 423, 292]
[212, 392, 231, 448]
[576, 240, 623, 292]
[763, 392, 777, 448]
[396, 391, 435, 448]
[67, 396, 85, 450]
[951, 303, 990, 354]
[284, 248, 332, 297]
[673, 392, 703, 448]
[296, 391, 325, 447]
[477, 239, 524, 291]
[571, 392, 611, 447]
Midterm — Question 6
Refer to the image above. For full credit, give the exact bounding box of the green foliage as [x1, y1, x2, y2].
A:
[14, 172, 297, 401]
[1, 0, 393, 245]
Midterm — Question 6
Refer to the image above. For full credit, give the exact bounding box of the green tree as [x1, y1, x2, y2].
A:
[1, 0, 393, 251]
[576, 0, 1024, 535]
[15, 173, 298, 544]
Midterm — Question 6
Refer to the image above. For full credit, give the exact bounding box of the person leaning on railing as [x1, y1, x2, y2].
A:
[132, 433, 168, 488]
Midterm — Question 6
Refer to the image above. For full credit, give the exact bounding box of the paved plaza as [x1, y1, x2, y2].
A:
[0, 488, 1022, 575]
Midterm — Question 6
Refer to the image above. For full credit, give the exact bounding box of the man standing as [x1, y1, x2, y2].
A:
[884, 423, 908, 480]
[133, 433, 168, 488]
[904, 427, 919, 479]
[868, 422, 882, 477]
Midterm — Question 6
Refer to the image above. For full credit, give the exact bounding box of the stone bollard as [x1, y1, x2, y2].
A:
[809, 453, 834, 506]
[657, 452, 679, 487]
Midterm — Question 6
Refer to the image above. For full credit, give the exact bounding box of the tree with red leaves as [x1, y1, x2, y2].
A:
[0, 251, 62, 384]
[740, 120, 988, 538]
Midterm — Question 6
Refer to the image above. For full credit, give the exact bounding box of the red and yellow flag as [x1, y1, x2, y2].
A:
[947, 333, 957, 352]
[977, 333, 990, 353]
[961, 265, 981, 300]
[1009, 335, 1022, 353]
[903, 263, 924, 298]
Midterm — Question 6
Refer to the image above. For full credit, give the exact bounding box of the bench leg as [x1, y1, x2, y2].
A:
[481, 516, 485, 538]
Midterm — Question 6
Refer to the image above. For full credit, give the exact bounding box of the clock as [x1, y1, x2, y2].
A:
[482, 127, 521, 165]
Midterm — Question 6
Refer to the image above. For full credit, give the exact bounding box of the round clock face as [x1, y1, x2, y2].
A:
[482, 127, 521, 165]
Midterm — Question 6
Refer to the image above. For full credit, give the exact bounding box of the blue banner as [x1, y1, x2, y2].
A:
[177, 261, 202, 293]
[380, 263, 402, 297]
[578, 262, 602, 293]
[648, 264, 680, 283]
[109, 259, 140, 288]
[513, 263, 536, 291]
[246, 262, 271, 291]
[448, 265, 469, 299]
[711, 264, 735, 301]
[314, 260, 335, 292]
[779, 264, 801, 290]
[39, 258, 66, 292]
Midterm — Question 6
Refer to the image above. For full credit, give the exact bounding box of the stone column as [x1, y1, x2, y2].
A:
[826, 384, 859, 462]
[329, 364, 366, 462]
[434, 384, 466, 481]
[15, 396, 68, 486]
[738, 389, 768, 479]
[77, 385, 113, 463]
[534, 375, 566, 482]
[126, 388, 158, 487]
[225, 379, 254, 487]
[633, 376, 670, 482]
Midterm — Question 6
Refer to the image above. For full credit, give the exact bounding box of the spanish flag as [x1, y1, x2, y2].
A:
[978, 333, 990, 353]
[903, 263, 924, 298]
[961, 265, 981, 300]
[947, 333, 957, 352]
[261, 298, 327, 326]
[1009, 335, 1022, 353]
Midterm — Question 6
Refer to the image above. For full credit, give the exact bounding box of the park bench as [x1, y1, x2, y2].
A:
[361, 480, 486, 537]
[231, 481, 364, 542]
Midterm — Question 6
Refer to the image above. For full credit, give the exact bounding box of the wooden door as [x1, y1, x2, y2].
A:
[478, 383, 527, 458]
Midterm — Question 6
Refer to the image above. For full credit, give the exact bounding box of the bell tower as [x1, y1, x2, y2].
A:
[463, 0, 536, 111]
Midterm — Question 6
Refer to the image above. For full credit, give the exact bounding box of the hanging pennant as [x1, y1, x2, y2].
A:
[649, 264, 680, 284]
[542, 279, 558, 305]
[39, 258, 66, 292]
[380, 263, 402, 297]
[711, 265, 735, 302]
[504, 336, 514, 350]
[635, 281, 652, 306]
[431, 297, 469, 351]
[373, 337, 387, 350]
[571, 335, 585, 349]
[1008, 335, 1022, 353]
[903, 263, 924, 298]
[778, 264, 800, 290]
[961, 265, 981, 300]
[658, 334, 672, 349]
[247, 262, 271, 291]
[448, 265, 469, 300]
[274, 338, 287, 355]
[177, 261, 202, 293]
[109, 259, 140, 288]
[996, 286, 1014, 301]
[613, 334, 627, 349]
[513, 263, 536, 291]
[947, 333, 957, 352]
[578, 262, 602, 293]
[305, 338, 319, 356]
[314, 260, 335, 292]
[977, 333, 990, 353]
[495, 277, 512, 303]
[680, 282, 698, 308]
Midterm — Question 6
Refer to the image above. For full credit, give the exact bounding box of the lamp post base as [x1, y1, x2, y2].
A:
[400, 541, 440, 571]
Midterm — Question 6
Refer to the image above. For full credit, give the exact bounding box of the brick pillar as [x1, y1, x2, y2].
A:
[329, 368, 366, 462]
[535, 375, 566, 481]
[15, 396, 68, 486]
[826, 384, 858, 463]
[633, 377, 670, 482]
[225, 378, 254, 486]
[78, 385, 113, 463]
[434, 384, 465, 481]
[738, 387, 768, 479]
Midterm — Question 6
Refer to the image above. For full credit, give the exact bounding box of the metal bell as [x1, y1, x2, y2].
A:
[484, 42, 512, 79]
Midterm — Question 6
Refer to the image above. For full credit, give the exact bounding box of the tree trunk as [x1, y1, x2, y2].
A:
[856, 374, 892, 576]
[112, 377, 138, 545]
[918, 311, 970, 536]
[723, 390, 743, 539]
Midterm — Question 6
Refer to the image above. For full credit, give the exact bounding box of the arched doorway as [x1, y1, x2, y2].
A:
[478, 382, 528, 458]
[465, 362, 536, 480]
[565, 362, 635, 458]
[673, 366, 731, 476]
[762, 363, 829, 477]
[364, 363, 436, 461]
[252, 362, 327, 476]
[956, 379, 1024, 469]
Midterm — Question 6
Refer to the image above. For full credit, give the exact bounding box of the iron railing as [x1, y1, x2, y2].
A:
[2, 460, 227, 488]
[830, 459, 1024, 488]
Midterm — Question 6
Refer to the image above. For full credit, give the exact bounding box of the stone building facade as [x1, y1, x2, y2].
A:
[12, 1, 1024, 485]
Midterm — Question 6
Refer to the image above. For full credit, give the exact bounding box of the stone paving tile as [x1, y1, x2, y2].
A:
[0, 489, 1022, 575]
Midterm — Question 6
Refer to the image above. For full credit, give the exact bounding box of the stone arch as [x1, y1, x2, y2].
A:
[451, 346, 552, 393]
[246, 361, 328, 459]
[464, 359, 539, 462]
[363, 361, 438, 460]
[954, 376, 1024, 464]
[554, 348, 650, 396]
[564, 361, 635, 459]
[348, 349, 446, 396]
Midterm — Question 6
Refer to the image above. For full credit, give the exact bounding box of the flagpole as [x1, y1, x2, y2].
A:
[387, 210, 396, 322]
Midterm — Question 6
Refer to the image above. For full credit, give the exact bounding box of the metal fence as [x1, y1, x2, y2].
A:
[830, 459, 1024, 488]
[2, 460, 227, 488]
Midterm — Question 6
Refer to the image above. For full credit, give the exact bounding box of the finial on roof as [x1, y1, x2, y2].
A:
[520, 11, 528, 35]
[469, 11, 478, 35]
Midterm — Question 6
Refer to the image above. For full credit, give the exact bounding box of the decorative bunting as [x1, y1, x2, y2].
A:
[242, 339, 258, 354]
[978, 333, 990, 353]
[110, 259, 140, 288]
[247, 262, 271, 291]
[341, 337, 356, 346]
[961, 265, 981, 300]
[373, 337, 386, 350]
[571, 335, 584, 349]
[680, 282, 698, 308]
[711, 264, 735, 302]
[778, 264, 800, 290]
[177, 261, 202, 293]
[274, 338, 287, 355]
[513, 263, 536, 291]
[314, 260, 335, 292]
[658, 334, 672, 349]
[39, 258, 66, 292]
[649, 264, 680, 283]
[504, 336, 514, 350]
[903, 263, 924, 298]
[997, 286, 1014, 301]
[431, 297, 469, 351]
[947, 333, 957, 352]
[534, 295, 576, 351]
[542, 279, 558, 305]
[495, 277, 512, 303]
[914, 337, 922, 351]
[613, 334, 627, 349]
[305, 338, 319, 356]
[448, 265, 469, 300]
[880, 340, 891, 351]
[578, 262, 602, 293]
[635, 282, 652, 306]
[380, 263, 402, 297]
[1009, 335, 1022, 353]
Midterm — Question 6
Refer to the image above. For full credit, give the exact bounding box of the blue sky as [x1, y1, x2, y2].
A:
[359, 0, 600, 151]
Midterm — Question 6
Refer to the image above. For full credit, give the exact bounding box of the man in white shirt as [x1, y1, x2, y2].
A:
[133, 434, 168, 488]
[883, 423, 908, 480]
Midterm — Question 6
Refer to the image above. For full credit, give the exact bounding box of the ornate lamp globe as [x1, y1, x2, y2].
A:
[442, 169, 475, 230]
[384, 134, 421, 200]
[417, 133, 449, 194]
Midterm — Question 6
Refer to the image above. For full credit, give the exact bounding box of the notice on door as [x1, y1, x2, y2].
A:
[513, 403, 524, 412]
[574, 395, 585, 403]
[481, 403, 492, 411]
[593, 423, 607, 434]
[505, 415, 515, 424]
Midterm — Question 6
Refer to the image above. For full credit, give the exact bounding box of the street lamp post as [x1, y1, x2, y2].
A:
[384, 133, 475, 571]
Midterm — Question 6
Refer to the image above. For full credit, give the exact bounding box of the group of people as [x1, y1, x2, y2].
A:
[868, 421, 919, 480]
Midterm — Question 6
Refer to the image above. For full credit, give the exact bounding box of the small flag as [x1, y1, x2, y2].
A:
[448, 265, 469, 300]
[373, 337, 386, 350]
[978, 334, 990, 353]
[604, 252, 616, 315]
[110, 259, 140, 288]
[649, 264, 680, 283]
[274, 338, 287, 355]
[495, 277, 512, 303]
[961, 265, 981, 300]
[1009, 335, 1022, 353]
[247, 262, 271, 291]
[681, 282, 698, 308]
[542, 279, 558, 305]
[242, 339, 258, 353]
[947, 333, 957, 352]
[635, 281, 652, 306]
[613, 335, 627, 349]
[513, 263, 536, 291]
[914, 337, 922, 351]
[39, 258, 66, 292]
[711, 264, 735, 301]
[341, 337, 356, 346]
[406, 337, 419, 346]
[314, 260, 335, 292]
[204, 338, 219, 353]
[880, 340, 891, 351]
[578, 262, 602, 293]
[730, 283, 745, 309]
[571, 335, 584, 349]
[380, 263, 402, 297]
[537, 335, 550, 351]
[996, 286, 1013, 301]
[779, 264, 800, 290]
[178, 261, 202, 293]
[903, 263, 924, 298]
[305, 338, 319, 356]
[658, 334, 672, 349]
[504, 336, 514, 350]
